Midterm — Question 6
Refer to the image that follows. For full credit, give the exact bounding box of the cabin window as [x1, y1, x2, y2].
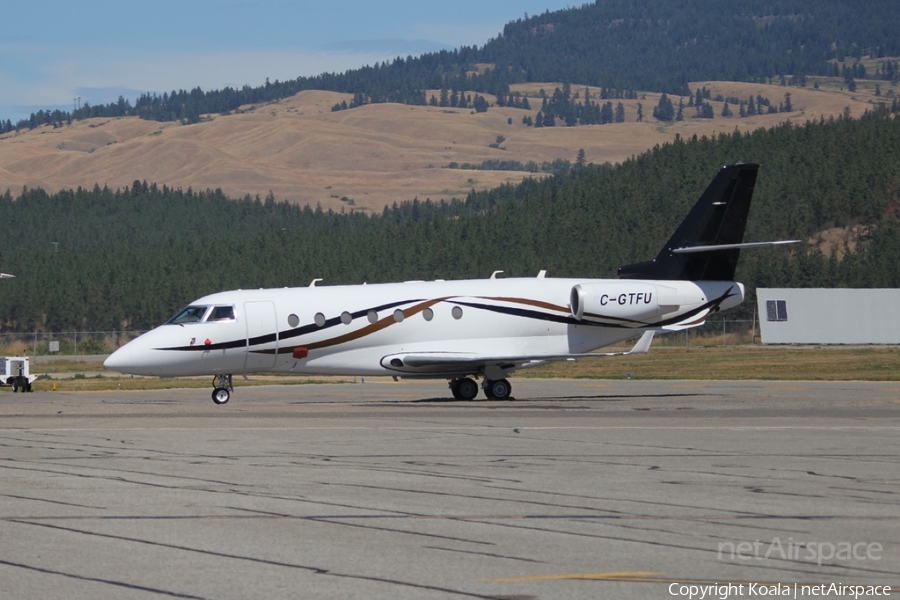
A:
[451, 306, 463, 320]
[393, 309, 405, 322]
[287, 314, 300, 328]
[314, 312, 326, 327]
[367, 310, 378, 324]
[340, 311, 352, 325]
[207, 306, 235, 322]
[168, 305, 209, 324]
[422, 307, 434, 321]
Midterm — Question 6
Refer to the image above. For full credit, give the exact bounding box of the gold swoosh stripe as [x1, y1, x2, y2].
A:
[284, 297, 450, 353]
[478, 296, 570, 313]
[260, 294, 576, 356]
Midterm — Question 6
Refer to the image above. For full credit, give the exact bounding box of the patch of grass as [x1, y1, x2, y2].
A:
[35, 360, 107, 374]
[519, 345, 900, 381]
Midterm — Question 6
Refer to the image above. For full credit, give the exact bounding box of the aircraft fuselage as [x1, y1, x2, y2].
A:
[104, 276, 743, 379]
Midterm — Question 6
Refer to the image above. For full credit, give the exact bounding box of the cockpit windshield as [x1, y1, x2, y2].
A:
[167, 306, 209, 324]
[166, 305, 236, 325]
[207, 305, 235, 321]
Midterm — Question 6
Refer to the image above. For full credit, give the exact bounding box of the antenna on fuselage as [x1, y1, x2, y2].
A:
[309, 278, 322, 287]
[490, 270, 503, 279]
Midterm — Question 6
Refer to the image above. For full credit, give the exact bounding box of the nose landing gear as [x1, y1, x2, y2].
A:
[212, 374, 233, 405]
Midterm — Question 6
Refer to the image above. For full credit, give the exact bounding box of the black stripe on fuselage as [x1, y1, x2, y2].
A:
[158, 298, 419, 352]
[451, 301, 589, 327]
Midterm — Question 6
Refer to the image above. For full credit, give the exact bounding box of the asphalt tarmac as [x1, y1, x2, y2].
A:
[1, 378, 898, 599]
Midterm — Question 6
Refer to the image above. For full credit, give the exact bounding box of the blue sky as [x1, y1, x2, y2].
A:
[1, 0, 575, 123]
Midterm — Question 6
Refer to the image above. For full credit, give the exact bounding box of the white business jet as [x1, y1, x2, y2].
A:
[104, 163, 794, 404]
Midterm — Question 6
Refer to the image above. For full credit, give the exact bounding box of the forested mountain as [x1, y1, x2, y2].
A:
[8, 0, 900, 129]
[483, 0, 900, 93]
[1, 112, 898, 332]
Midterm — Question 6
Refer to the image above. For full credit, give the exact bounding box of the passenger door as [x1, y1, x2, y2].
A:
[244, 301, 278, 371]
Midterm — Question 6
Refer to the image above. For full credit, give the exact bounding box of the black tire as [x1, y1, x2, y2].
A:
[449, 379, 463, 400]
[456, 378, 479, 400]
[25, 382, 32, 393]
[486, 378, 512, 400]
[212, 388, 230, 405]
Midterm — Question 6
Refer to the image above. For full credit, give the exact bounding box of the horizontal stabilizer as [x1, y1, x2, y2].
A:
[671, 240, 799, 254]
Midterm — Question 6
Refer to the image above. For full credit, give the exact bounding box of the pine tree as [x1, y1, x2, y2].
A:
[600, 101, 613, 124]
[652, 94, 675, 122]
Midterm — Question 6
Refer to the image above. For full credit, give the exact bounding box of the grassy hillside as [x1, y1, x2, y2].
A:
[0, 81, 885, 211]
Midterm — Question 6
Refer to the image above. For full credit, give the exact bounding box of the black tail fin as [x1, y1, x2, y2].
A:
[618, 163, 759, 281]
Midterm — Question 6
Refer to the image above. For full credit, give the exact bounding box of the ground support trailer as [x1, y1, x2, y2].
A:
[0, 357, 37, 392]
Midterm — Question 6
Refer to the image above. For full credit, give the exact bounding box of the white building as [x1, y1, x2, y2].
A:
[756, 288, 900, 344]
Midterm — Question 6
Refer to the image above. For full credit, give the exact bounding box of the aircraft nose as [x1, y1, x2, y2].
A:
[104, 344, 135, 373]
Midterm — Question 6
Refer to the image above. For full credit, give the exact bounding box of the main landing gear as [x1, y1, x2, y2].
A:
[449, 377, 512, 400]
[212, 374, 233, 405]
[483, 378, 512, 400]
[449, 377, 479, 400]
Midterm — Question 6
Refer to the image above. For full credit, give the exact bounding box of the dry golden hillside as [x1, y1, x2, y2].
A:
[0, 78, 884, 211]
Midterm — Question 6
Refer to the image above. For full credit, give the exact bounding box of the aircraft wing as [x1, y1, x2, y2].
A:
[380, 331, 654, 376]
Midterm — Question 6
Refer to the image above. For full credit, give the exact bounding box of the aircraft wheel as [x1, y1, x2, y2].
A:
[11, 381, 18, 393]
[456, 378, 479, 401]
[449, 379, 463, 400]
[212, 387, 231, 405]
[25, 382, 32, 393]
[486, 378, 512, 400]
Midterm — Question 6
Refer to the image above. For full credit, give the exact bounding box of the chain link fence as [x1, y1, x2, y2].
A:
[0, 331, 145, 358]
[654, 319, 757, 347]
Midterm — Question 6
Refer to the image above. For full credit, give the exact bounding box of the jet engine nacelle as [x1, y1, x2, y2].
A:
[570, 282, 660, 322]
[571, 280, 746, 324]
